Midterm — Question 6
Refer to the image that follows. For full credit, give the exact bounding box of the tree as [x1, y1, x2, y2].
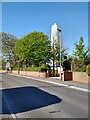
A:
[14, 31, 51, 67]
[51, 38, 68, 67]
[62, 56, 71, 71]
[0, 32, 18, 68]
[72, 36, 89, 72]
[0, 32, 18, 61]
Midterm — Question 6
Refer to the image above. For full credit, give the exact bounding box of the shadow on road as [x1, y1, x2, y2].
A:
[2, 86, 62, 114]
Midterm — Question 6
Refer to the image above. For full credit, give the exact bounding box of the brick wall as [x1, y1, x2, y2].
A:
[12, 70, 48, 78]
[0, 70, 89, 83]
[61, 71, 89, 83]
[73, 72, 89, 83]
[0, 70, 6, 73]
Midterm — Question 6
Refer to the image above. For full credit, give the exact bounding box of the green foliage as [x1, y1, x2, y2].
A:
[12, 67, 19, 70]
[62, 56, 71, 71]
[51, 38, 68, 66]
[0, 32, 18, 67]
[0, 60, 2, 66]
[0, 67, 6, 70]
[13, 63, 51, 73]
[13, 67, 41, 72]
[72, 57, 86, 72]
[39, 64, 49, 72]
[14, 31, 51, 67]
[24, 67, 41, 72]
[86, 64, 90, 76]
[72, 37, 89, 72]
[73, 37, 88, 59]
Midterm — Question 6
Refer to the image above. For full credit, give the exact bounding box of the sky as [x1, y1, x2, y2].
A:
[1, 0, 90, 2]
[2, 2, 88, 55]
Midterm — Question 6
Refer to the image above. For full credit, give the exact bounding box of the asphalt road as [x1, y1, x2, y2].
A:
[0, 73, 88, 118]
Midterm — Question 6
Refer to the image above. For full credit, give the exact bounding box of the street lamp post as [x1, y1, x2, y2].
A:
[52, 36, 55, 77]
[57, 28, 62, 80]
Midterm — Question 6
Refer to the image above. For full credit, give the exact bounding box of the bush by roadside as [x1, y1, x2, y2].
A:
[0, 68, 6, 70]
[86, 64, 90, 76]
[13, 67, 41, 72]
[13, 64, 51, 73]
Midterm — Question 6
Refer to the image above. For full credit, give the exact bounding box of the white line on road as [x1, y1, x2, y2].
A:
[9, 73, 90, 93]
[69, 86, 89, 92]
[3, 93, 17, 119]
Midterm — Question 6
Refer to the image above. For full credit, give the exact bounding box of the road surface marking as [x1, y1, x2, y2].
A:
[9, 73, 89, 93]
[3, 93, 17, 119]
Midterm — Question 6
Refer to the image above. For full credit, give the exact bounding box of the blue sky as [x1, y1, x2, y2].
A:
[2, 2, 88, 55]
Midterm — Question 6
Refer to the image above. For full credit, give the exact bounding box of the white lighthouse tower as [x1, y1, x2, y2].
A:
[51, 23, 62, 77]
[51, 23, 59, 49]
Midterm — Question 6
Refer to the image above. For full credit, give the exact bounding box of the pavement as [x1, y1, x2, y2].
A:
[9, 73, 89, 92]
[0, 71, 89, 92]
[1, 73, 88, 118]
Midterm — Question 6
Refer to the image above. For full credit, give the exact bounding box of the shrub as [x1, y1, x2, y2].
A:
[86, 64, 90, 76]
[62, 56, 71, 71]
[13, 67, 19, 70]
[24, 67, 41, 72]
[0, 68, 6, 70]
[39, 64, 48, 72]
[12, 64, 51, 72]
[13, 67, 41, 72]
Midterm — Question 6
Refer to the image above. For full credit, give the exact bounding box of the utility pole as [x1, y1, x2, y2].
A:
[57, 28, 62, 80]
